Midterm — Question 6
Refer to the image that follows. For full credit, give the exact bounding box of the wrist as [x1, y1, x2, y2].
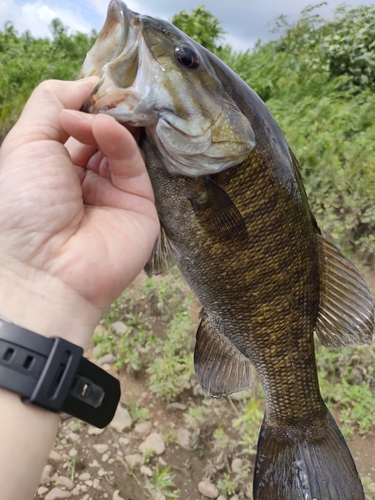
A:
[0, 265, 102, 349]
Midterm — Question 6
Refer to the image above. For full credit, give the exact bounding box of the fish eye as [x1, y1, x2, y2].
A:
[175, 45, 200, 69]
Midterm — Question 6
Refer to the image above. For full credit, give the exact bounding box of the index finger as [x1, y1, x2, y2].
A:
[6, 77, 100, 149]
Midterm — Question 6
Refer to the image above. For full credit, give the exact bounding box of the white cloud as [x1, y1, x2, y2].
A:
[0, 0, 93, 38]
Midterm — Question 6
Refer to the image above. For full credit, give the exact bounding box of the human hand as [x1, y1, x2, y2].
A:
[0, 78, 159, 348]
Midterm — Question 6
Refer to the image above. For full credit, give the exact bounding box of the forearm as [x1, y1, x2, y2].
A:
[0, 275, 99, 499]
[0, 389, 60, 500]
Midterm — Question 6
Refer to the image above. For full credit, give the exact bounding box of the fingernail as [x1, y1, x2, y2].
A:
[62, 109, 95, 121]
[78, 76, 101, 85]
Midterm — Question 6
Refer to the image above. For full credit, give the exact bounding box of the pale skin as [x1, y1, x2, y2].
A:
[0, 77, 159, 499]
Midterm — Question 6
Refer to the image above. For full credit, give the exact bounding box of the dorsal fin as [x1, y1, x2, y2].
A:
[144, 225, 179, 277]
[316, 235, 374, 349]
[194, 309, 254, 397]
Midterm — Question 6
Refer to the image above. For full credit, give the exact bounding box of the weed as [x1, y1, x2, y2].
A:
[128, 398, 150, 423]
[213, 427, 231, 451]
[144, 466, 180, 499]
[184, 406, 206, 429]
[363, 476, 375, 500]
[147, 310, 194, 402]
[92, 330, 115, 358]
[233, 399, 263, 455]
[163, 428, 178, 444]
[217, 472, 236, 497]
[116, 327, 157, 373]
[316, 344, 375, 436]
[67, 455, 77, 482]
[142, 448, 154, 463]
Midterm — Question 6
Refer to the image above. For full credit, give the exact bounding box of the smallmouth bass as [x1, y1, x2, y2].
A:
[80, 2, 374, 499]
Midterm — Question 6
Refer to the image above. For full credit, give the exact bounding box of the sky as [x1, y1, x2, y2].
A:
[1, 0, 375, 52]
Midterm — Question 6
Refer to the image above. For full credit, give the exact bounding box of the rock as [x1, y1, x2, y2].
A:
[102, 453, 110, 463]
[98, 353, 117, 366]
[98, 468, 107, 477]
[138, 432, 165, 455]
[71, 488, 79, 495]
[112, 321, 127, 336]
[134, 421, 152, 434]
[45, 488, 71, 500]
[125, 453, 142, 468]
[68, 448, 77, 458]
[67, 432, 80, 443]
[109, 405, 133, 433]
[88, 426, 105, 436]
[197, 481, 219, 499]
[158, 457, 167, 466]
[140, 465, 153, 477]
[93, 478, 100, 489]
[228, 390, 252, 401]
[85, 480, 93, 487]
[48, 450, 63, 463]
[167, 402, 187, 411]
[89, 459, 100, 468]
[217, 497, 227, 500]
[40, 464, 53, 484]
[177, 428, 191, 449]
[153, 493, 166, 500]
[78, 473, 91, 481]
[193, 384, 204, 396]
[230, 496, 239, 500]
[38, 487, 49, 495]
[92, 344, 103, 358]
[92, 444, 109, 454]
[231, 458, 244, 473]
[113, 491, 125, 500]
[56, 476, 75, 490]
[119, 437, 129, 447]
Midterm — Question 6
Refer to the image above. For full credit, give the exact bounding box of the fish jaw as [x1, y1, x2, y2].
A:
[80, 0, 256, 177]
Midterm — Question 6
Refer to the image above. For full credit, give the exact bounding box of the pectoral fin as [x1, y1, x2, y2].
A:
[316, 236, 374, 348]
[189, 177, 248, 243]
[195, 309, 254, 397]
[144, 225, 179, 277]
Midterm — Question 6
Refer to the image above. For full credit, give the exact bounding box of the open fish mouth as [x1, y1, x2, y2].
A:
[79, 0, 256, 177]
[80, 0, 159, 127]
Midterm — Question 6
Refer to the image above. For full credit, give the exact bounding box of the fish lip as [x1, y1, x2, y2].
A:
[80, 2, 161, 125]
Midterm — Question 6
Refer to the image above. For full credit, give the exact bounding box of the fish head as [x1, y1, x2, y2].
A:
[80, 0, 256, 177]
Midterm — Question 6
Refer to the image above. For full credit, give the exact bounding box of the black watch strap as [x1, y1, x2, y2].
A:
[0, 319, 120, 428]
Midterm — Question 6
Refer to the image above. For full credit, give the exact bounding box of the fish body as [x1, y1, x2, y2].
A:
[80, 2, 374, 499]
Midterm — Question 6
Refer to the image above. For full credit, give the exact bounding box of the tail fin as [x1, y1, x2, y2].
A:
[253, 410, 364, 500]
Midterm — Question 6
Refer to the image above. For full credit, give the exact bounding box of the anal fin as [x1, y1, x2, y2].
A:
[194, 309, 254, 397]
[316, 235, 374, 349]
[144, 225, 179, 277]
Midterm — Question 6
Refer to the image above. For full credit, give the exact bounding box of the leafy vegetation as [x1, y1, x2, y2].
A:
[0, 19, 96, 138]
[172, 6, 225, 52]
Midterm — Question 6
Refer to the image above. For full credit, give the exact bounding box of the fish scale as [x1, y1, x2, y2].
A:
[80, 1, 374, 498]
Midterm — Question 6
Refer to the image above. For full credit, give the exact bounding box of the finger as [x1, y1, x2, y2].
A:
[60, 110, 99, 147]
[65, 136, 98, 168]
[91, 115, 154, 201]
[82, 171, 157, 222]
[8, 78, 100, 147]
[87, 152, 112, 179]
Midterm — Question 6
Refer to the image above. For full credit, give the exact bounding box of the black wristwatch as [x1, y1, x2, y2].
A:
[0, 318, 120, 428]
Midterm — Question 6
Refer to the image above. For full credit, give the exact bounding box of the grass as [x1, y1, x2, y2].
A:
[316, 343, 375, 436]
